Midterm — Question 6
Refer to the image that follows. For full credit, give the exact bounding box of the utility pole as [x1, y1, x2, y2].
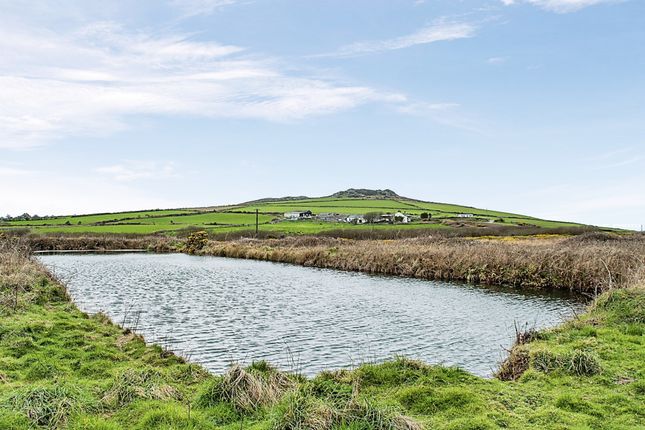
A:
[255, 209, 259, 236]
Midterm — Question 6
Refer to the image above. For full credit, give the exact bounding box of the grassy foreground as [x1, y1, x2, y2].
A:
[1, 241, 644, 429]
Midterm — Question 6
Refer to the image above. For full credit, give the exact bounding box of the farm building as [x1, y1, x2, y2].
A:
[316, 213, 344, 222]
[394, 212, 411, 223]
[284, 210, 313, 220]
[457, 213, 474, 218]
[379, 213, 411, 224]
[345, 214, 367, 224]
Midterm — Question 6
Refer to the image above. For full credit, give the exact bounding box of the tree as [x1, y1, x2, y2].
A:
[364, 212, 383, 224]
[420, 212, 429, 220]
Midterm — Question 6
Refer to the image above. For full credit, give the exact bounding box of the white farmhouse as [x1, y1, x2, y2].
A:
[394, 212, 411, 223]
[284, 210, 313, 220]
[345, 214, 366, 224]
[457, 213, 474, 218]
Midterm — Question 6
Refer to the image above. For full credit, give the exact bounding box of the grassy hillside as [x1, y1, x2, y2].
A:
[1, 242, 643, 429]
[0, 189, 587, 236]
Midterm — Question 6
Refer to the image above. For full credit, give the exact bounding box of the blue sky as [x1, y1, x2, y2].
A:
[1, 0, 643, 229]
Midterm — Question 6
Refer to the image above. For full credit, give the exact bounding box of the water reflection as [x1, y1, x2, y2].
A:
[39, 253, 586, 377]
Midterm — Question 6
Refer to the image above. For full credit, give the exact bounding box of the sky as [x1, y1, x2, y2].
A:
[1, 0, 643, 229]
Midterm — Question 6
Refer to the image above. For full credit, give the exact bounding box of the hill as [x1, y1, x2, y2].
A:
[0, 189, 589, 236]
[328, 188, 401, 199]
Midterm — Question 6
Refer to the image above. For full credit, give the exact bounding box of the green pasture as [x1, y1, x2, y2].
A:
[1, 196, 584, 235]
[103, 212, 276, 226]
[5, 210, 197, 226]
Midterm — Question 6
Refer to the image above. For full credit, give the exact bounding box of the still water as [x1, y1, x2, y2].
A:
[39, 253, 585, 377]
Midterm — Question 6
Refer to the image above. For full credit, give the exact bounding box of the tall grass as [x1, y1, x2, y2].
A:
[5, 385, 94, 428]
[197, 362, 293, 413]
[2, 231, 177, 252]
[0, 236, 67, 313]
[200, 233, 645, 293]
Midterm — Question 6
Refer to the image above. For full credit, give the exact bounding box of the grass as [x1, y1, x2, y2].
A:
[4, 210, 198, 226]
[1, 195, 588, 236]
[1, 237, 643, 428]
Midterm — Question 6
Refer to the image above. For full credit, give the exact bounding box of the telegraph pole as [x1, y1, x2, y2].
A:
[255, 209, 259, 236]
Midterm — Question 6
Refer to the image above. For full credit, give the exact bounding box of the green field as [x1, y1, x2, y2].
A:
[1, 191, 586, 235]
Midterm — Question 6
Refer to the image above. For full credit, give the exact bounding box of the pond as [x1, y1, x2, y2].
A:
[39, 253, 586, 377]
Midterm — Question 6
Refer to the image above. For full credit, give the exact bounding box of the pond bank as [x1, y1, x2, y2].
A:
[196, 234, 645, 294]
[14, 231, 645, 293]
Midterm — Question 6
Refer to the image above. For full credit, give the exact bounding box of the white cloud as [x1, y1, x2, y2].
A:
[396, 102, 488, 134]
[169, 0, 240, 17]
[96, 161, 180, 182]
[501, 0, 621, 13]
[487, 56, 507, 65]
[0, 21, 401, 149]
[315, 20, 476, 58]
[584, 147, 643, 170]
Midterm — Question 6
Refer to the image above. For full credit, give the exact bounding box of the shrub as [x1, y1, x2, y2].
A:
[496, 346, 530, 381]
[185, 231, 209, 254]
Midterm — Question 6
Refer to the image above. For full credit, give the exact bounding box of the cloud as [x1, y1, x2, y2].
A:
[584, 147, 643, 170]
[501, 0, 622, 13]
[396, 102, 488, 134]
[315, 20, 476, 58]
[169, 0, 241, 17]
[487, 56, 507, 65]
[0, 21, 401, 149]
[96, 161, 180, 182]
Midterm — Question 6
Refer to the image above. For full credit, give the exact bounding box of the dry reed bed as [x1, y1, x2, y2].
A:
[16, 233, 176, 252]
[0, 238, 67, 312]
[200, 233, 645, 293]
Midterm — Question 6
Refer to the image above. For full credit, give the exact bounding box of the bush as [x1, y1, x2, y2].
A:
[185, 231, 208, 254]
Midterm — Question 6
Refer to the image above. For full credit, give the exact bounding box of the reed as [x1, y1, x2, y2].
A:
[8, 232, 177, 252]
[0, 237, 67, 313]
[200, 233, 645, 293]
